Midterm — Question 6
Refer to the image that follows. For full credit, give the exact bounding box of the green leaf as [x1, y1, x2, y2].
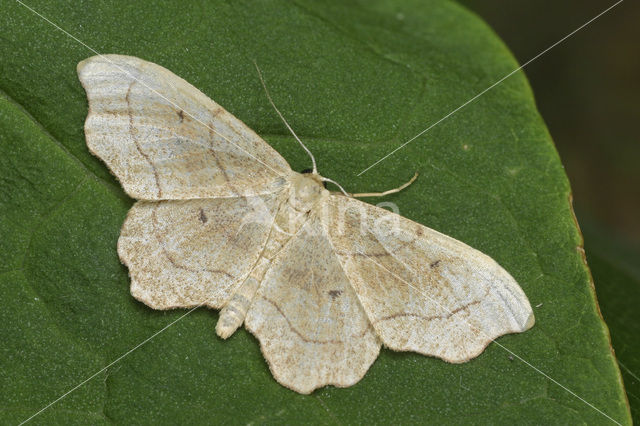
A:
[0, 0, 630, 424]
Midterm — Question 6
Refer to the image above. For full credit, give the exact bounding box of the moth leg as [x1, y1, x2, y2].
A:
[349, 172, 418, 198]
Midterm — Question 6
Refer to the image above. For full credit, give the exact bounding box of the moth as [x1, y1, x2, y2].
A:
[78, 55, 534, 394]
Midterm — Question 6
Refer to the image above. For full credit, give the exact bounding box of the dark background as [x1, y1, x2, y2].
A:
[458, 0, 639, 263]
[458, 0, 639, 419]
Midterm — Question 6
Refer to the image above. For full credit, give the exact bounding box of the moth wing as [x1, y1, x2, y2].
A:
[245, 214, 381, 394]
[118, 192, 285, 309]
[77, 54, 291, 200]
[323, 195, 534, 363]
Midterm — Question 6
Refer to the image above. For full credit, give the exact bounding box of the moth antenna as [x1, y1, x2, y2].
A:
[320, 176, 350, 197]
[253, 61, 318, 175]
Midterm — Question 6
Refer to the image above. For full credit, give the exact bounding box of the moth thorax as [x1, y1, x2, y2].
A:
[289, 172, 327, 212]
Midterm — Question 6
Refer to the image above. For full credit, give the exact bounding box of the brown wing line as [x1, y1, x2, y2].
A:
[150, 204, 235, 279]
[334, 236, 417, 258]
[371, 287, 490, 325]
[259, 296, 373, 345]
[125, 80, 162, 198]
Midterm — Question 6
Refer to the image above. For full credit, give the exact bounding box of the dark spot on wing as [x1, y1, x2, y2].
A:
[198, 208, 208, 224]
[328, 290, 343, 299]
[430, 260, 441, 268]
[177, 109, 184, 122]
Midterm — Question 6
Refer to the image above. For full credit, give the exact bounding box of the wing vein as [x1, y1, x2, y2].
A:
[126, 80, 162, 198]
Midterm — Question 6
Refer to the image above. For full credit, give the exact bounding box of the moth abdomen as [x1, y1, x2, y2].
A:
[215, 277, 260, 339]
